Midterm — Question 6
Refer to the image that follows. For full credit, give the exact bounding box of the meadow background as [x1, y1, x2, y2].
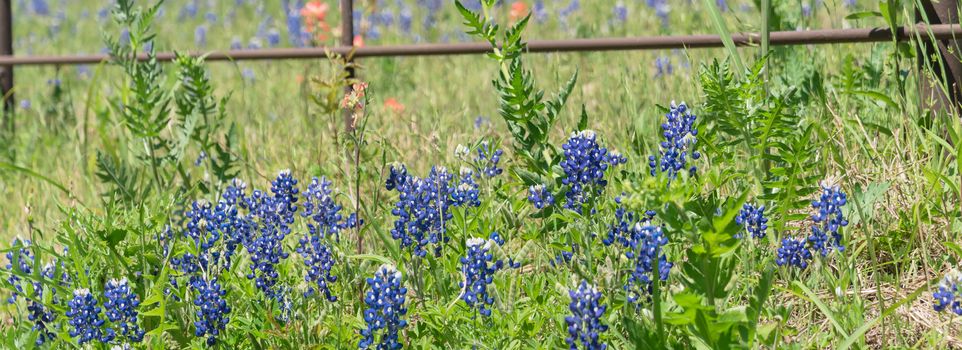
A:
[0, 0, 960, 348]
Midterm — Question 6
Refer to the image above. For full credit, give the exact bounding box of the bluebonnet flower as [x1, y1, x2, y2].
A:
[533, 0, 548, 22]
[648, 101, 699, 181]
[386, 165, 463, 257]
[191, 277, 231, 346]
[735, 203, 768, 239]
[460, 238, 501, 317]
[18, 99, 30, 110]
[775, 236, 812, 269]
[602, 202, 671, 304]
[473, 115, 490, 129]
[808, 179, 848, 256]
[66, 289, 108, 344]
[613, 2, 627, 23]
[194, 26, 208, 47]
[25, 283, 56, 345]
[489, 231, 505, 246]
[194, 151, 207, 166]
[560, 130, 627, 211]
[77, 64, 92, 79]
[933, 270, 962, 315]
[267, 28, 281, 47]
[297, 176, 354, 301]
[527, 184, 555, 209]
[359, 265, 408, 349]
[5, 238, 34, 303]
[654, 56, 672, 77]
[566, 281, 608, 350]
[31, 0, 49, 15]
[283, 0, 307, 47]
[716, 0, 728, 12]
[475, 142, 504, 178]
[451, 168, 481, 207]
[243, 171, 299, 301]
[647, 0, 670, 28]
[418, 0, 443, 28]
[398, 7, 413, 34]
[205, 11, 217, 23]
[550, 245, 576, 267]
[180, 0, 199, 19]
[242, 67, 256, 82]
[104, 278, 145, 342]
[802, 4, 812, 17]
[843, 0, 856, 8]
[230, 36, 243, 50]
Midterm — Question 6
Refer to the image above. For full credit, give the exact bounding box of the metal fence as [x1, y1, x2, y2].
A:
[1, 0, 961, 116]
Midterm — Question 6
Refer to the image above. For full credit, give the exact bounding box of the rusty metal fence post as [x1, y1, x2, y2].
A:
[1, 0, 13, 134]
[917, 0, 962, 114]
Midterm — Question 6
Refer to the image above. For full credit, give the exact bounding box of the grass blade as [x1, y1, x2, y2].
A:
[703, 0, 746, 76]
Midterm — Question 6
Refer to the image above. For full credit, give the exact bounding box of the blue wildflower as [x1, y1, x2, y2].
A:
[66, 289, 108, 345]
[735, 203, 768, 239]
[297, 176, 353, 301]
[386, 165, 461, 257]
[560, 130, 626, 211]
[451, 168, 481, 207]
[5, 238, 34, 303]
[613, 2, 627, 22]
[933, 270, 962, 315]
[489, 231, 505, 246]
[359, 265, 408, 349]
[808, 179, 848, 256]
[475, 142, 504, 178]
[267, 28, 281, 47]
[648, 101, 699, 181]
[191, 277, 231, 346]
[565, 281, 608, 350]
[460, 238, 501, 317]
[103, 278, 145, 342]
[775, 236, 812, 269]
[527, 184, 555, 210]
[243, 171, 299, 302]
[654, 55, 673, 77]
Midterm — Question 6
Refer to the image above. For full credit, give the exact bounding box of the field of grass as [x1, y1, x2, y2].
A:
[0, 0, 960, 348]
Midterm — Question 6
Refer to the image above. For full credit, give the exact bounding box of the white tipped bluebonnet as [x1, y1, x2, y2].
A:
[359, 265, 408, 349]
[565, 281, 609, 350]
[648, 101, 699, 181]
[735, 203, 768, 239]
[191, 277, 231, 346]
[66, 288, 108, 345]
[243, 171, 299, 302]
[475, 141, 504, 178]
[528, 184, 555, 209]
[933, 270, 962, 315]
[560, 130, 626, 211]
[386, 164, 479, 257]
[460, 238, 502, 317]
[808, 179, 848, 256]
[298, 176, 355, 301]
[104, 278, 145, 342]
[775, 236, 812, 269]
[603, 197, 669, 303]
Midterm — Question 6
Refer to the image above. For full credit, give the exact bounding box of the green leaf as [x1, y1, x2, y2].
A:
[845, 11, 883, 20]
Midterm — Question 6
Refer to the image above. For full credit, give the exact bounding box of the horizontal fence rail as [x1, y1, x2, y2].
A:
[0, 24, 960, 66]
